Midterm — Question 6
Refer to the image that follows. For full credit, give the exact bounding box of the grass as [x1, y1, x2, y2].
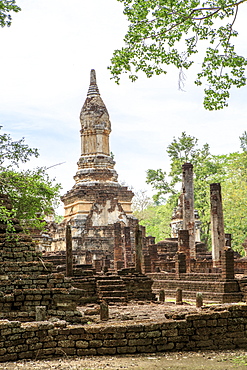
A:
[230, 355, 247, 366]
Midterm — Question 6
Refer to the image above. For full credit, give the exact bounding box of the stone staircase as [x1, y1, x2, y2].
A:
[96, 274, 128, 304]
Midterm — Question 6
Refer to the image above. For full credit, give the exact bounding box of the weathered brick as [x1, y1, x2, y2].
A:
[128, 338, 152, 346]
[76, 340, 89, 349]
[97, 347, 116, 355]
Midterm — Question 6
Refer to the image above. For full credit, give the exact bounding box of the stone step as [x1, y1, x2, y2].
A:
[97, 275, 121, 281]
[97, 280, 125, 286]
[96, 284, 126, 291]
[98, 290, 128, 298]
[101, 296, 127, 303]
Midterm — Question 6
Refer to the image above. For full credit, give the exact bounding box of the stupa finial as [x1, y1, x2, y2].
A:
[87, 69, 100, 96]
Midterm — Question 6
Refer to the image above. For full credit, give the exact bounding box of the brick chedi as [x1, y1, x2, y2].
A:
[59, 70, 136, 264]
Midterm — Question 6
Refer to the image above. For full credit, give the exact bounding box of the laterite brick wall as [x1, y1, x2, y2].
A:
[1, 304, 247, 362]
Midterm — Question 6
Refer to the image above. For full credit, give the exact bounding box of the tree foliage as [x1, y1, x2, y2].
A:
[146, 132, 247, 252]
[110, 0, 247, 110]
[132, 189, 175, 241]
[0, 0, 21, 27]
[0, 127, 61, 230]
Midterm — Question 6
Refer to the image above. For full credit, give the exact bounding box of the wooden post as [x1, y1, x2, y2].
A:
[66, 224, 73, 277]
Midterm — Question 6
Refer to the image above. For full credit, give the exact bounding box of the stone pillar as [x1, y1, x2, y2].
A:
[182, 163, 196, 258]
[135, 226, 143, 273]
[210, 183, 225, 267]
[175, 252, 186, 276]
[100, 301, 109, 321]
[66, 224, 73, 277]
[123, 226, 132, 267]
[196, 292, 203, 308]
[93, 259, 102, 272]
[85, 250, 92, 264]
[114, 223, 124, 271]
[178, 229, 190, 271]
[176, 288, 183, 305]
[143, 254, 151, 273]
[104, 256, 111, 271]
[221, 247, 234, 280]
[148, 244, 158, 273]
[159, 290, 165, 303]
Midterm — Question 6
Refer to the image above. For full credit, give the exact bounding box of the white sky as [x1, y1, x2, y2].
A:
[1, 0, 247, 214]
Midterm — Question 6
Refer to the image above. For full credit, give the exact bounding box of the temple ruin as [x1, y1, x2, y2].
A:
[50, 70, 139, 270]
[2, 69, 247, 362]
[39, 70, 247, 305]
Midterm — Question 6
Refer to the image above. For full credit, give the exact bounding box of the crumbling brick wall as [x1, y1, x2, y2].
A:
[1, 304, 247, 362]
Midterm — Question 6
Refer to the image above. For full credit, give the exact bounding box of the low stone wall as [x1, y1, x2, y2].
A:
[1, 304, 247, 362]
[147, 272, 243, 303]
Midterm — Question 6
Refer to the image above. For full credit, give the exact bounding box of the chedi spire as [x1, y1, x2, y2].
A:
[74, 69, 117, 185]
[87, 69, 100, 96]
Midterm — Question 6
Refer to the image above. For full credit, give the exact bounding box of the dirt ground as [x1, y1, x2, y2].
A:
[1, 301, 247, 369]
[1, 350, 247, 370]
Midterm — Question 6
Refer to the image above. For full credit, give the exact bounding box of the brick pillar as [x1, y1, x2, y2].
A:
[66, 224, 73, 277]
[135, 225, 143, 273]
[210, 183, 225, 267]
[182, 163, 196, 258]
[148, 244, 158, 273]
[123, 226, 132, 268]
[178, 229, 190, 272]
[176, 288, 183, 305]
[242, 238, 247, 257]
[114, 223, 124, 271]
[225, 233, 232, 247]
[175, 252, 186, 277]
[85, 250, 92, 264]
[93, 259, 102, 272]
[104, 256, 111, 270]
[221, 247, 234, 280]
[146, 236, 156, 246]
[143, 254, 151, 273]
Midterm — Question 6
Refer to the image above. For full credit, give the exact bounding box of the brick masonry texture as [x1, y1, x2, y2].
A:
[1, 304, 247, 362]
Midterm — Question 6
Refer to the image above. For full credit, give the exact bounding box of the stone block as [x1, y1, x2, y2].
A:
[76, 340, 89, 349]
[103, 339, 127, 347]
[117, 346, 136, 354]
[156, 342, 174, 351]
[88, 340, 103, 348]
[97, 347, 116, 355]
[128, 338, 152, 346]
[77, 348, 97, 356]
